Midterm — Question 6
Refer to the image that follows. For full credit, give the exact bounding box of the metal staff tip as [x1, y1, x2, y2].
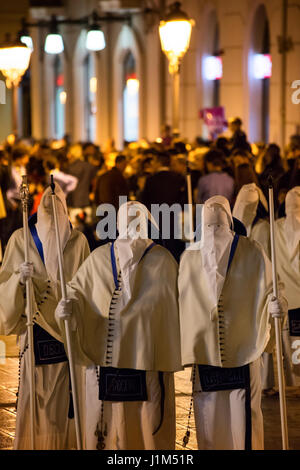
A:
[20, 175, 29, 205]
[268, 175, 274, 188]
[50, 174, 55, 194]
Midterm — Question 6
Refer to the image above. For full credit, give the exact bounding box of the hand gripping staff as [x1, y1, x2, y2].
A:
[50, 175, 83, 450]
[268, 176, 289, 450]
[20, 175, 36, 449]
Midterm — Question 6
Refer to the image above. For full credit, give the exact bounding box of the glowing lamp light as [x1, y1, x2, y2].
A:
[126, 75, 139, 94]
[253, 54, 272, 79]
[159, 20, 193, 59]
[20, 35, 33, 51]
[7, 133, 16, 145]
[59, 91, 67, 105]
[18, 20, 34, 51]
[203, 56, 223, 81]
[90, 76, 97, 94]
[86, 28, 106, 51]
[0, 37, 32, 88]
[45, 33, 64, 54]
[159, 2, 194, 73]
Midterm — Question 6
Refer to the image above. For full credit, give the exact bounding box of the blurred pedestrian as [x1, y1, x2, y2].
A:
[196, 149, 235, 205]
[94, 154, 129, 210]
[66, 144, 95, 225]
[141, 152, 186, 261]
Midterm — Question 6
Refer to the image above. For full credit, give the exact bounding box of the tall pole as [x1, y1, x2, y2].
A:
[169, 57, 194, 241]
[172, 67, 180, 137]
[12, 84, 18, 136]
[280, 0, 288, 152]
[20, 175, 36, 449]
[186, 162, 194, 243]
[268, 177, 289, 450]
[50, 176, 83, 450]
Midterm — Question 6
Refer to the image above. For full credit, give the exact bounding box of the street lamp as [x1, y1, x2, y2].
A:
[19, 18, 34, 51]
[159, 2, 195, 242]
[86, 11, 106, 51]
[159, 1, 194, 136]
[45, 17, 64, 54]
[0, 34, 32, 134]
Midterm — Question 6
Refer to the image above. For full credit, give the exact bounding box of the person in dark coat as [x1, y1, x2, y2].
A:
[94, 155, 129, 210]
[258, 143, 285, 213]
[140, 152, 186, 262]
[141, 152, 185, 208]
[66, 144, 95, 225]
[228, 117, 251, 152]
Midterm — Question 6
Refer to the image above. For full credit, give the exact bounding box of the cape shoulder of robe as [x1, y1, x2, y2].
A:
[251, 219, 271, 259]
[179, 235, 275, 368]
[57, 242, 182, 372]
[0, 227, 90, 340]
[275, 217, 300, 310]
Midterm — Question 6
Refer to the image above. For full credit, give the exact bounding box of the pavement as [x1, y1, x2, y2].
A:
[1, 335, 300, 451]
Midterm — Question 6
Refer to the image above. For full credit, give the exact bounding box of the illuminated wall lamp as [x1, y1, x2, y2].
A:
[203, 56, 223, 81]
[126, 74, 139, 94]
[86, 25, 106, 51]
[45, 17, 64, 54]
[253, 54, 272, 79]
[59, 90, 67, 104]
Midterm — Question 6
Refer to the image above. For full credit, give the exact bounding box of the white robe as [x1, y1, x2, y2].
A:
[0, 227, 90, 449]
[57, 243, 182, 371]
[56, 242, 182, 450]
[193, 358, 263, 450]
[249, 219, 275, 390]
[275, 218, 300, 387]
[179, 235, 276, 450]
[85, 367, 175, 450]
[251, 219, 271, 259]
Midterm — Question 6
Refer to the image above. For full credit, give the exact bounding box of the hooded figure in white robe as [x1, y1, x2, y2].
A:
[179, 195, 286, 450]
[275, 186, 300, 388]
[233, 183, 270, 255]
[55, 201, 181, 450]
[0, 183, 90, 449]
[233, 183, 275, 392]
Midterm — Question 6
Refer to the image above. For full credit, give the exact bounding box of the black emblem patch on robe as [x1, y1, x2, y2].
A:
[198, 364, 249, 392]
[99, 367, 147, 401]
[288, 308, 300, 337]
[33, 324, 68, 365]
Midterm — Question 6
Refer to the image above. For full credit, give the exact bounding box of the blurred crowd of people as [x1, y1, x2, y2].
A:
[0, 119, 300, 261]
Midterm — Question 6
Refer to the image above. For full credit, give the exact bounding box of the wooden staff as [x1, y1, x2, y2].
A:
[50, 176, 83, 450]
[186, 156, 194, 244]
[20, 175, 36, 449]
[268, 176, 289, 450]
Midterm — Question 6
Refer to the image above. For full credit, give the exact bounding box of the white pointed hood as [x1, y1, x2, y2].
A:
[284, 186, 300, 273]
[233, 183, 268, 236]
[36, 184, 71, 283]
[200, 196, 234, 308]
[115, 201, 159, 305]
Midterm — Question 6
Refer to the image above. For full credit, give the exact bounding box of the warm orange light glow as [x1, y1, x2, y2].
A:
[90, 76, 97, 94]
[159, 18, 194, 73]
[126, 78, 139, 94]
[7, 133, 15, 145]
[0, 44, 32, 88]
[60, 91, 67, 105]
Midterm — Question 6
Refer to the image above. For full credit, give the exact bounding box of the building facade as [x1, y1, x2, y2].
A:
[1, 0, 300, 149]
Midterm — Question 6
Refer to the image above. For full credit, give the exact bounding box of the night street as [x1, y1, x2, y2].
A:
[0, 0, 300, 454]
[1, 335, 300, 451]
